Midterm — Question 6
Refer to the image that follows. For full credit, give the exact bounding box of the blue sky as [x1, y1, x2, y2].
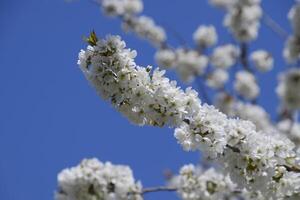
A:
[0, 0, 296, 199]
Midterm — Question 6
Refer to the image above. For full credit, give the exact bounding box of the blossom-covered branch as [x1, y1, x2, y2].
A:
[77, 34, 300, 198]
[58, 1, 300, 199]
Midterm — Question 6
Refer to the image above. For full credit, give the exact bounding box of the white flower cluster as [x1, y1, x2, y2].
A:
[209, 0, 236, 9]
[55, 158, 142, 200]
[100, 0, 166, 46]
[193, 25, 218, 48]
[169, 165, 237, 200]
[284, 4, 300, 63]
[223, 0, 262, 42]
[219, 124, 298, 197]
[174, 49, 208, 82]
[215, 93, 274, 131]
[235, 102, 272, 131]
[155, 48, 208, 82]
[250, 50, 274, 72]
[78, 35, 201, 127]
[278, 119, 300, 146]
[102, 0, 143, 17]
[122, 16, 166, 46]
[276, 68, 300, 110]
[234, 70, 260, 100]
[289, 3, 300, 37]
[78, 35, 300, 198]
[170, 164, 270, 200]
[275, 168, 300, 199]
[206, 69, 229, 89]
[211, 44, 240, 69]
[215, 92, 236, 116]
[174, 103, 228, 157]
[154, 49, 176, 68]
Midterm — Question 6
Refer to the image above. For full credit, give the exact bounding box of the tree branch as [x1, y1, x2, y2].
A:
[263, 13, 289, 39]
[279, 165, 300, 173]
[240, 43, 252, 72]
[142, 186, 177, 194]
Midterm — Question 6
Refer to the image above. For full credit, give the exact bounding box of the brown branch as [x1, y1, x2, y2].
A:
[279, 164, 300, 173]
[142, 186, 177, 194]
[226, 144, 241, 153]
[240, 43, 252, 72]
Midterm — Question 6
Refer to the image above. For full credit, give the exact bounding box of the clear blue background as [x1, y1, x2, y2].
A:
[0, 0, 296, 199]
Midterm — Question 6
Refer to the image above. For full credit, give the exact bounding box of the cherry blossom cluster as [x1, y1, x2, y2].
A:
[215, 93, 273, 132]
[250, 50, 274, 72]
[169, 164, 269, 200]
[78, 35, 201, 127]
[210, 0, 263, 42]
[193, 25, 218, 48]
[169, 165, 238, 200]
[278, 119, 300, 146]
[155, 37, 240, 84]
[234, 70, 260, 100]
[101, 0, 166, 47]
[284, 3, 300, 63]
[210, 44, 240, 69]
[77, 34, 300, 198]
[55, 158, 142, 200]
[101, 0, 143, 17]
[155, 48, 209, 83]
[277, 68, 300, 110]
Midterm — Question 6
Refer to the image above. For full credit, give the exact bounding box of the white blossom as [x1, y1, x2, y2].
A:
[276, 68, 300, 110]
[156, 48, 209, 82]
[206, 69, 229, 89]
[234, 102, 272, 131]
[220, 123, 297, 196]
[215, 92, 236, 116]
[55, 158, 142, 200]
[174, 49, 208, 82]
[174, 104, 228, 157]
[234, 70, 260, 100]
[223, 0, 262, 42]
[155, 49, 176, 68]
[122, 15, 166, 46]
[102, 0, 143, 17]
[170, 165, 237, 200]
[274, 168, 300, 199]
[209, 0, 237, 9]
[211, 44, 240, 69]
[278, 119, 300, 146]
[284, 4, 300, 63]
[250, 50, 274, 72]
[289, 4, 300, 37]
[193, 25, 218, 47]
[284, 36, 300, 63]
[215, 94, 273, 131]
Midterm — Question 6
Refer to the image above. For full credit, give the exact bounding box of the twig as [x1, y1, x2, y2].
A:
[279, 165, 300, 173]
[263, 13, 289, 39]
[142, 186, 177, 194]
[226, 144, 241, 153]
[240, 43, 252, 72]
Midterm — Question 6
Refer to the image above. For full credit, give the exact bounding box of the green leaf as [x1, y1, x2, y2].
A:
[84, 30, 98, 46]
